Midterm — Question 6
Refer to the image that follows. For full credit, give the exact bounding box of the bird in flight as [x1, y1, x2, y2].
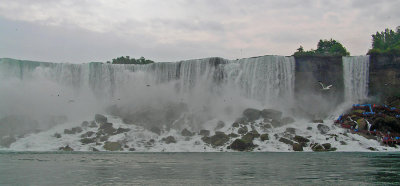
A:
[318, 81, 332, 90]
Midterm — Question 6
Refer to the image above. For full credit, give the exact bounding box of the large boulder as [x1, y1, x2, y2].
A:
[279, 137, 293, 145]
[95, 114, 107, 124]
[229, 139, 256, 151]
[162, 136, 176, 144]
[181, 128, 195, 136]
[89, 121, 98, 128]
[214, 121, 225, 130]
[260, 133, 269, 141]
[232, 122, 240, 128]
[293, 135, 310, 143]
[64, 127, 82, 134]
[103, 141, 122, 151]
[202, 132, 229, 146]
[243, 108, 261, 121]
[285, 127, 296, 134]
[238, 126, 248, 135]
[199, 130, 210, 137]
[59, 145, 74, 151]
[260, 109, 282, 120]
[80, 131, 95, 138]
[80, 137, 96, 145]
[98, 123, 116, 135]
[81, 121, 89, 127]
[317, 124, 330, 134]
[150, 126, 161, 135]
[292, 143, 303, 151]
[0, 136, 16, 148]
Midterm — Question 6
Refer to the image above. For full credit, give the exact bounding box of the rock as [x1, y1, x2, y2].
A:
[81, 121, 89, 127]
[89, 121, 97, 128]
[103, 141, 122, 151]
[202, 132, 229, 147]
[199, 130, 210, 137]
[162, 136, 176, 144]
[229, 139, 256, 151]
[235, 117, 248, 124]
[279, 138, 293, 145]
[243, 108, 261, 121]
[80, 131, 95, 138]
[356, 119, 367, 130]
[241, 133, 256, 143]
[115, 128, 130, 135]
[307, 127, 312, 130]
[91, 147, 99, 152]
[271, 120, 282, 127]
[260, 133, 269, 141]
[317, 124, 330, 134]
[228, 133, 239, 138]
[129, 148, 136, 151]
[293, 135, 310, 143]
[322, 143, 331, 149]
[59, 145, 73, 151]
[64, 127, 83, 134]
[181, 128, 195, 136]
[232, 122, 240, 128]
[248, 130, 260, 138]
[368, 147, 377, 151]
[292, 143, 303, 151]
[98, 123, 116, 135]
[261, 124, 272, 130]
[150, 126, 161, 135]
[53, 133, 62, 138]
[312, 120, 324, 123]
[80, 137, 96, 144]
[340, 141, 347, 145]
[99, 135, 109, 142]
[238, 126, 248, 134]
[215, 121, 225, 130]
[95, 114, 107, 124]
[285, 127, 296, 134]
[260, 109, 282, 120]
[311, 144, 324, 151]
[281, 117, 295, 125]
[0, 136, 16, 147]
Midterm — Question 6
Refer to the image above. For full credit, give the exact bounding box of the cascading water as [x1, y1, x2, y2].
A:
[342, 56, 370, 103]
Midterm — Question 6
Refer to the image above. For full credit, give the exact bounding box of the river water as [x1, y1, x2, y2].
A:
[0, 152, 399, 185]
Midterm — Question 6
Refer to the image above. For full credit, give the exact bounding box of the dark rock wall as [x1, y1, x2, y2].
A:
[294, 56, 344, 118]
[369, 55, 400, 102]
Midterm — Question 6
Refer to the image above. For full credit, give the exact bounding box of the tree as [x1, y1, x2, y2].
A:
[110, 56, 154, 64]
[368, 27, 400, 55]
[293, 39, 349, 56]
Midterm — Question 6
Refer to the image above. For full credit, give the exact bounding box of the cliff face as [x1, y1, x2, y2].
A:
[369, 55, 400, 102]
[294, 56, 344, 118]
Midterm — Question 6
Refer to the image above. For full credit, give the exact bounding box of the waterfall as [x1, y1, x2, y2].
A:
[343, 56, 370, 103]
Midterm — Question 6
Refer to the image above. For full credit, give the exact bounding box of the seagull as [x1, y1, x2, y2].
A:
[319, 81, 332, 90]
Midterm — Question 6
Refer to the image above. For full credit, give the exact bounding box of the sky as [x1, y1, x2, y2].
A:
[0, 0, 399, 63]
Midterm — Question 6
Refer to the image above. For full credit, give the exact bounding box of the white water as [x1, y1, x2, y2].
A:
[343, 56, 370, 103]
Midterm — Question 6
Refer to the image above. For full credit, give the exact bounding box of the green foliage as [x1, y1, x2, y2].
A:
[110, 56, 154, 64]
[368, 27, 400, 55]
[293, 39, 350, 56]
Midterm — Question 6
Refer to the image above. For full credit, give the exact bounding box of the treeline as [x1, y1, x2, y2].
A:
[107, 56, 154, 64]
[293, 26, 400, 57]
[368, 27, 400, 56]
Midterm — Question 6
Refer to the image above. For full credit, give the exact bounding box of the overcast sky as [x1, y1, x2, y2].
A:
[0, 0, 399, 63]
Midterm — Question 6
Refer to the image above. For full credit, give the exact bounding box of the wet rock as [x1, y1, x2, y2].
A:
[229, 139, 256, 151]
[202, 132, 229, 147]
[340, 141, 347, 145]
[0, 136, 16, 147]
[199, 130, 210, 137]
[281, 117, 295, 125]
[232, 122, 240, 128]
[271, 120, 282, 127]
[317, 124, 330, 134]
[238, 126, 248, 134]
[285, 127, 296, 134]
[292, 143, 303, 151]
[181, 128, 195, 136]
[243, 108, 261, 121]
[129, 148, 136, 151]
[89, 121, 97, 128]
[80, 137, 96, 145]
[150, 126, 161, 135]
[53, 133, 62, 138]
[91, 147, 99, 152]
[260, 134, 269, 141]
[95, 114, 107, 124]
[260, 109, 282, 120]
[293, 136, 310, 143]
[279, 138, 293, 145]
[215, 121, 225, 130]
[115, 128, 130, 135]
[227, 133, 239, 138]
[241, 133, 256, 143]
[98, 123, 116, 135]
[103, 141, 122, 151]
[368, 147, 377, 151]
[311, 144, 324, 151]
[162, 136, 176, 144]
[64, 127, 83, 134]
[99, 135, 109, 142]
[322, 143, 331, 149]
[80, 131, 95, 138]
[307, 127, 312, 130]
[81, 121, 89, 127]
[312, 120, 324, 123]
[59, 145, 73, 151]
[235, 117, 248, 124]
